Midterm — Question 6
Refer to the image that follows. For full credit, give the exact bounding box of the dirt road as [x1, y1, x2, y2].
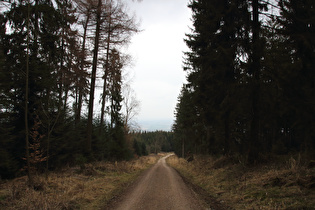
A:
[108, 154, 208, 210]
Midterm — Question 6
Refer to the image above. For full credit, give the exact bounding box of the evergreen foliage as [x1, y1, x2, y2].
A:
[132, 131, 174, 155]
[173, 0, 315, 163]
[0, 0, 138, 179]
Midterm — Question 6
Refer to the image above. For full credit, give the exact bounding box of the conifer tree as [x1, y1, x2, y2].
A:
[277, 0, 315, 156]
[183, 0, 250, 155]
[107, 49, 130, 159]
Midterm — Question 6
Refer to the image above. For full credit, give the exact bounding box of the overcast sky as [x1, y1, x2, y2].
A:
[125, 0, 192, 130]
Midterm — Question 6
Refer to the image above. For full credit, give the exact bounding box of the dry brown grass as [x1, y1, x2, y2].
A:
[167, 154, 315, 209]
[0, 154, 161, 210]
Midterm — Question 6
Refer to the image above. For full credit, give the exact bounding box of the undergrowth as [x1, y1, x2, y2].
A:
[0, 154, 161, 210]
[166, 154, 315, 209]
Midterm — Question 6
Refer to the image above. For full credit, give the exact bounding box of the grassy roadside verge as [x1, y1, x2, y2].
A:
[0, 154, 162, 210]
[166, 154, 315, 209]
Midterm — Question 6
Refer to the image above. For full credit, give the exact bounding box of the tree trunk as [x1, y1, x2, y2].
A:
[63, 86, 69, 116]
[224, 110, 230, 155]
[87, 0, 102, 155]
[46, 120, 50, 178]
[58, 27, 65, 116]
[100, 69, 108, 134]
[100, 2, 112, 134]
[76, 11, 90, 126]
[248, 0, 261, 164]
[25, 0, 33, 186]
[182, 138, 185, 158]
[63, 57, 72, 117]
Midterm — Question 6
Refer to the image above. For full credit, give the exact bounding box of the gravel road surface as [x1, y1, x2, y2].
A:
[109, 154, 208, 210]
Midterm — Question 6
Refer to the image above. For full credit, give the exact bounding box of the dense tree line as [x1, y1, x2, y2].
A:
[132, 131, 174, 156]
[173, 0, 315, 163]
[0, 0, 139, 180]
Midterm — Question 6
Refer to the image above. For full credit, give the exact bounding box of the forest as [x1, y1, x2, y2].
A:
[0, 0, 143, 180]
[0, 0, 314, 182]
[172, 0, 315, 164]
[132, 131, 174, 156]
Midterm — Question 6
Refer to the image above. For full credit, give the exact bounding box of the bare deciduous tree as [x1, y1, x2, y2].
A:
[122, 83, 140, 133]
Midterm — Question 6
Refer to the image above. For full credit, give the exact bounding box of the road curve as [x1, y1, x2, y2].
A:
[109, 154, 207, 210]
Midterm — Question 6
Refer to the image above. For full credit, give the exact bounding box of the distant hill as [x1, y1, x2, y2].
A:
[138, 119, 173, 131]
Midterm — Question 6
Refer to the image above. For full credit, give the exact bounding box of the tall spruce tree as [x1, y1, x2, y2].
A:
[107, 49, 130, 159]
[247, 0, 264, 163]
[173, 85, 201, 156]
[0, 12, 19, 178]
[1, 0, 80, 175]
[277, 0, 315, 157]
[183, 0, 250, 155]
